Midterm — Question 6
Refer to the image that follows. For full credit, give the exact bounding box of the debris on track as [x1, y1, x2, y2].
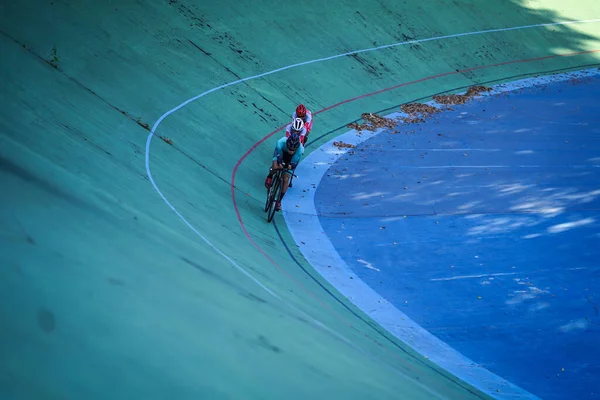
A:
[399, 103, 441, 123]
[400, 103, 440, 116]
[433, 85, 492, 105]
[333, 141, 356, 149]
[346, 85, 492, 133]
[347, 113, 399, 132]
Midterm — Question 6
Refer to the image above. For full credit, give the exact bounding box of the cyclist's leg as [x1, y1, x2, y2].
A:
[279, 169, 293, 202]
[265, 159, 279, 188]
[274, 171, 289, 211]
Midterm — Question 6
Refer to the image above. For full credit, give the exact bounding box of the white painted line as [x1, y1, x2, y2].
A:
[431, 272, 518, 281]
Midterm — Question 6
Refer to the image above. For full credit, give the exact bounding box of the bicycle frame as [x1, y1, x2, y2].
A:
[264, 164, 295, 223]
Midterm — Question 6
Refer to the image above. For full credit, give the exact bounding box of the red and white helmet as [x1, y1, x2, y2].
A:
[296, 104, 307, 118]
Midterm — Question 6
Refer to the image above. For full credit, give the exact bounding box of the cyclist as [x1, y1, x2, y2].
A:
[285, 117, 307, 144]
[292, 104, 313, 144]
[264, 132, 304, 211]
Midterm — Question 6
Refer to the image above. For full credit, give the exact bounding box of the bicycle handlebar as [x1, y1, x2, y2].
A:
[271, 164, 298, 178]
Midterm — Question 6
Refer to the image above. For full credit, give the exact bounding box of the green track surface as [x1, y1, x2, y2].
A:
[1, 1, 599, 399]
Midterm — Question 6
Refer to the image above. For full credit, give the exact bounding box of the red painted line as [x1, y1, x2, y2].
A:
[230, 49, 599, 326]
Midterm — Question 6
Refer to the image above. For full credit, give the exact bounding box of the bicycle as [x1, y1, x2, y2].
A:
[264, 163, 296, 223]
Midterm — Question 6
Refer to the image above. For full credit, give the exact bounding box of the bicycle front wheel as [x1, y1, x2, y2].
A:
[264, 178, 274, 212]
[267, 173, 282, 223]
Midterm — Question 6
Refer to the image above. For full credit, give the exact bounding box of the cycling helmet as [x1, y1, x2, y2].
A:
[295, 104, 307, 118]
[291, 117, 304, 132]
[287, 133, 301, 150]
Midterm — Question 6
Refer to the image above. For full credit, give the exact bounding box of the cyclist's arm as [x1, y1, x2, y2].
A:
[299, 127, 308, 144]
[272, 138, 286, 165]
[304, 122, 312, 133]
[305, 111, 313, 133]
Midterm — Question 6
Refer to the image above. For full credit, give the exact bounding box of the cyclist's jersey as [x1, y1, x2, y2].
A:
[285, 123, 307, 142]
[272, 136, 304, 166]
[292, 110, 313, 133]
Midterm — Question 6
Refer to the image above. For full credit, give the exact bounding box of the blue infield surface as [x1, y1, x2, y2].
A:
[303, 71, 600, 400]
